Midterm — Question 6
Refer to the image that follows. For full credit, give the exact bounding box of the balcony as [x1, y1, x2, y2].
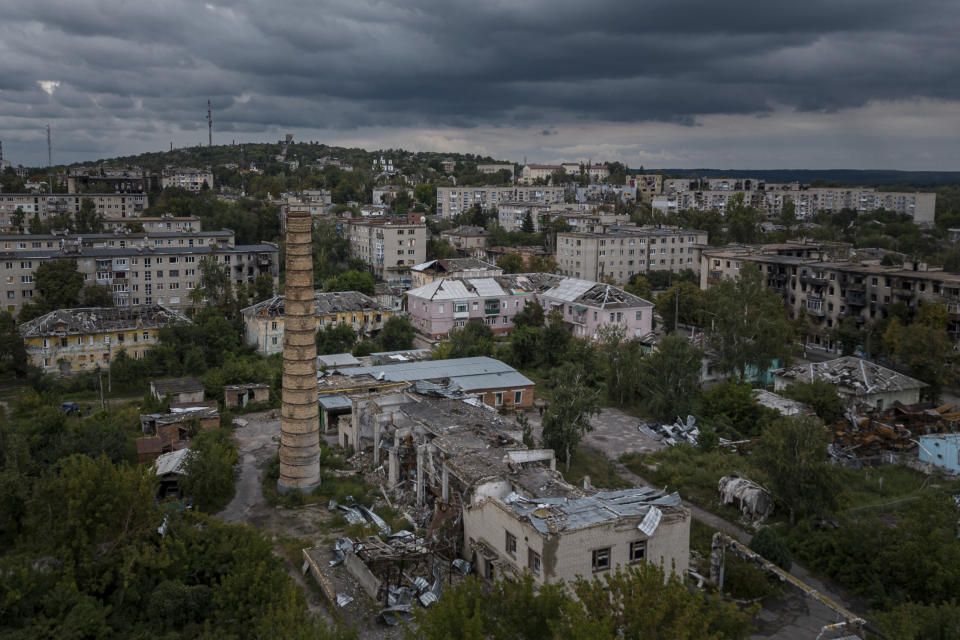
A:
[845, 290, 866, 306]
[800, 274, 828, 287]
[892, 286, 915, 299]
[805, 297, 825, 317]
[484, 300, 501, 316]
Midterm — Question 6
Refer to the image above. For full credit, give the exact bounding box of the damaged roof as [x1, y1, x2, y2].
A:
[151, 377, 205, 396]
[406, 273, 652, 309]
[241, 290, 387, 318]
[775, 357, 927, 396]
[411, 258, 500, 274]
[506, 487, 682, 534]
[18, 305, 190, 338]
[334, 357, 533, 392]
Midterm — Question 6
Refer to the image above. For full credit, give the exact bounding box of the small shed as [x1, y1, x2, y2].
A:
[155, 448, 190, 499]
[136, 436, 163, 463]
[151, 377, 205, 404]
[224, 383, 270, 408]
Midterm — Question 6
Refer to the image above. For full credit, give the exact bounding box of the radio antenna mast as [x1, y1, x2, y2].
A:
[207, 100, 213, 147]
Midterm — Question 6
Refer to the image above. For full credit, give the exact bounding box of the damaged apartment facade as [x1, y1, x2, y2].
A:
[406, 272, 653, 341]
[341, 388, 690, 585]
[19, 305, 190, 374]
[241, 291, 392, 356]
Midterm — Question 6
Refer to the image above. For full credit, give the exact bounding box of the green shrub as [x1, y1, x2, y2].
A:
[749, 527, 792, 571]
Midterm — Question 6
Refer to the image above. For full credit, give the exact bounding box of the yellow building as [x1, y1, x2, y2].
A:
[240, 291, 392, 356]
[19, 305, 191, 374]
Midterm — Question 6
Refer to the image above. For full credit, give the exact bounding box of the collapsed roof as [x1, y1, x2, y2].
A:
[504, 487, 682, 534]
[775, 356, 927, 396]
[18, 305, 190, 338]
[241, 290, 386, 319]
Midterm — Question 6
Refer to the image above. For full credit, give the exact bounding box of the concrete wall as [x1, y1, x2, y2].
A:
[918, 434, 960, 474]
[463, 497, 690, 586]
[343, 549, 381, 599]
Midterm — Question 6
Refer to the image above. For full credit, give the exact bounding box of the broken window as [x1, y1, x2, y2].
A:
[629, 541, 646, 563]
[514, 390, 522, 405]
[592, 547, 611, 572]
[495, 392, 503, 406]
[528, 549, 541, 575]
[505, 531, 517, 557]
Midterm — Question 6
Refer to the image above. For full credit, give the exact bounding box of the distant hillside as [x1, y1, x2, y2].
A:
[648, 169, 960, 189]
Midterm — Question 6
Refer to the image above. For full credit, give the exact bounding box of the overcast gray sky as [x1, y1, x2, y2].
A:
[2, 0, 959, 169]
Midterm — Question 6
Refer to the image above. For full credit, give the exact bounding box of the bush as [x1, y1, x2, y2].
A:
[749, 527, 792, 571]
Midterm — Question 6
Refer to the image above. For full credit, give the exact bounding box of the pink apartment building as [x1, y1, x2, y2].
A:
[406, 273, 653, 341]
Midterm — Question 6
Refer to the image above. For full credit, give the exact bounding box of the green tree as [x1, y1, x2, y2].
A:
[636, 333, 703, 421]
[326, 269, 375, 296]
[782, 379, 844, 424]
[80, 284, 114, 307]
[10, 207, 25, 234]
[754, 415, 839, 524]
[779, 199, 797, 229]
[17, 258, 85, 321]
[178, 428, 239, 512]
[560, 563, 753, 640]
[443, 321, 495, 358]
[190, 252, 232, 309]
[542, 365, 600, 471]
[252, 273, 274, 302]
[726, 193, 761, 243]
[883, 301, 954, 401]
[74, 197, 103, 233]
[830, 316, 862, 356]
[656, 281, 706, 332]
[513, 300, 545, 328]
[541, 308, 572, 367]
[521, 211, 535, 233]
[550, 168, 568, 186]
[699, 379, 776, 438]
[375, 315, 415, 351]
[598, 326, 643, 406]
[414, 182, 437, 210]
[316, 323, 356, 355]
[625, 275, 653, 300]
[509, 325, 542, 368]
[28, 213, 44, 234]
[0, 311, 29, 376]
[749, 527, 792, 571]
[427, 237, 457, 260]
[497, 251, 525, 273]
[705, 263, 794, 377]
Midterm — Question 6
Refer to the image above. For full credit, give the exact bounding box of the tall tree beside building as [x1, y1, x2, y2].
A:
[883, 301, 954, 401]
[17, 258, 85, 322]
[74, 197, 103, 233]
[0, 311, 28, 377]
[178, 428, 239, 513]
[521, 211, 536, 233]
[655, 281, 706, 332]
[190, 253, 233, 310]
[598, 326, 643, 406]
[497, 252, 525, 274]
[725, 193, 761, 243]
[324, 269, 375, 296]
[753, 415, 839, 524]
[10, 207, 25, 234]
[375, 316, 415, 351]
[542, 365, 600, 471]
[705, 263, 794, 378]
[635, 333, 703, 422]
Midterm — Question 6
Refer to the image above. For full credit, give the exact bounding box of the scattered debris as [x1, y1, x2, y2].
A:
[335, 592, 354, 607]
[330, 538, 354, 567]
[378, 605, 414, 626]
[452, 558, 471, 575]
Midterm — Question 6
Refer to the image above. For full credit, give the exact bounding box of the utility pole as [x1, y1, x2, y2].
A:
[106, 336, 112, 393]
[675, 286, 680, 331]
[207, 100, 213, 147]
[46, 124, 53, 195]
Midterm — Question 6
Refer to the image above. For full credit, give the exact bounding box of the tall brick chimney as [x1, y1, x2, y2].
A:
[278, 210, 321, 493]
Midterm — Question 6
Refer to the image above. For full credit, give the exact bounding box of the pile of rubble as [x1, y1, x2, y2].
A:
[639, 415, 700, 446]
[831, 402, 960, 459]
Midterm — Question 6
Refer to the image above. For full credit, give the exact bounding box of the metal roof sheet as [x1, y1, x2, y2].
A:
[335, 357, 516, 383]
[541, 277, 595, 302]
[450, 371, 534, 391]
[319, 394, 353, 410]
[468, 278, 506, 297]
[154, 448, 190, 476]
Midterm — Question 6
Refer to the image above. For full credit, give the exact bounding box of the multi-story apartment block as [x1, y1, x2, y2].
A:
[476, 163, 514, 175]
[0, 193, 149, 230]
[161, 167, 214, 192]
[699, 244, 960, 349]
[342, 218, 427, 282]
[439, 226, 490, 256]
[19, 304, 190, 374]
[654, 179, 936, 226]
[372, 185, 414, 204]
[66, 166, 156, 193]
[0, 230, 278, 317]
[556, 226, 708, 285]
[520, 164, 610, 185]
[406, 273, 653, 341]
[276, 189, 332, 229]
[496, 202, 605, 233]
[436, 186, 565, 218]
[240, 291, 392, 356]
[102, 215, 201, 232]
[626, 174, 663, 199]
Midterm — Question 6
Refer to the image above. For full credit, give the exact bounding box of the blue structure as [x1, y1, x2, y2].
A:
[917, 434, 960, 475]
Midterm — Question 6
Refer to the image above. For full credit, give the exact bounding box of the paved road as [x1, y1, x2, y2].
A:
[217, 410, 280, 525]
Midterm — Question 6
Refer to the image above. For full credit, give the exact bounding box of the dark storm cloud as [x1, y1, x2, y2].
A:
[1, 0, 959, 164]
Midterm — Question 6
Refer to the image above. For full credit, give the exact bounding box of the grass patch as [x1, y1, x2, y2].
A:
[563, 446, 631, 489]
[263, 453, 376, 508]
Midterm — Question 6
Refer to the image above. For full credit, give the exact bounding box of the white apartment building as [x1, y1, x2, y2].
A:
[0, 193, 149, 230]
[342, 219, 427, 283]
[436, 186, 565, 218]
[556, 226, 708, 285]
[161, 168, 214, 192]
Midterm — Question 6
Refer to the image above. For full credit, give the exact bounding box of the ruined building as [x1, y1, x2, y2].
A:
[278, 210, 322, 492]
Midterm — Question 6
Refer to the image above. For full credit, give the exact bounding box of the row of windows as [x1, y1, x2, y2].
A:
[502, 531, 645, 577]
